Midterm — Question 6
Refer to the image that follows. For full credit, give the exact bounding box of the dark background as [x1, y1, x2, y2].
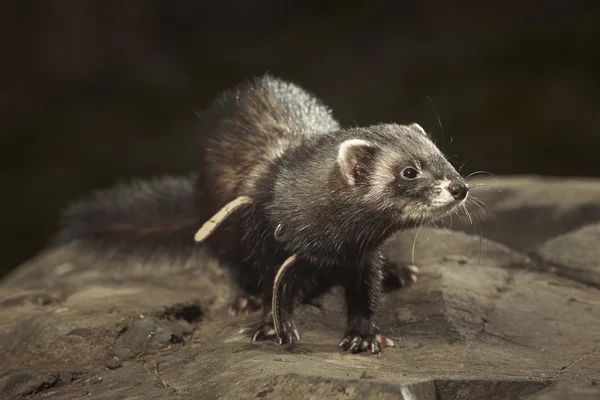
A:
[2, 1, 599, 277]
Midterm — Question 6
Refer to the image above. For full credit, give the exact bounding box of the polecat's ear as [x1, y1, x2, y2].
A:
[336, 139, 378, 186]
[409, 123, 428, 137]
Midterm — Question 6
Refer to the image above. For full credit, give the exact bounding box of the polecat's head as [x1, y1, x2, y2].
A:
[335, 123, 468, 227]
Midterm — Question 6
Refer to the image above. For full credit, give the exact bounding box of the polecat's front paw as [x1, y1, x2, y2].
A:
[339, 333, 395, 355]
[382, 264, 419, 292]
[228, 294, 263, 316]
[398, 264, 419, 287]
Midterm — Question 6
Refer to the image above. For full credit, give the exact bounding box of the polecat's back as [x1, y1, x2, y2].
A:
[195, 75, 340, 207]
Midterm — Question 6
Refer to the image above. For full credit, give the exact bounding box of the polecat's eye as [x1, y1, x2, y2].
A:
[401, 167, 419, 179]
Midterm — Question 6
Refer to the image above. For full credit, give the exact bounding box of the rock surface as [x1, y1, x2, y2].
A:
[534, 223, 600, 288]
[1, 175, 600, 399]
[451, 175, 600, 252]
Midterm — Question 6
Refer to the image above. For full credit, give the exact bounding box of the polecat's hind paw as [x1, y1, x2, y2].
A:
[239, 322, 277, 342]
[275, 320, 301, 345]
[228, 294, 263, 316]
[339, 333, 395, 355]
[239, 319, 300, 344]
[382, 264, 419, 292]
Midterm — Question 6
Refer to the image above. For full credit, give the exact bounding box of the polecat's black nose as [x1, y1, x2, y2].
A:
[448, 182, 469, 200]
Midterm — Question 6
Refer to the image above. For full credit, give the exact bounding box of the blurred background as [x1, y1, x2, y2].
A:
[1, 1, 599, 277]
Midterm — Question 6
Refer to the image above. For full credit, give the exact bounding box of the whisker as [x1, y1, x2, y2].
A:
[468, 197, 490, 216]
[462, 203, 473, 230]
[433, 218, 452, 236]
[468, 196, 498, 233]
[462, 203, 473, 225]
[468, 183, 503, 194]
[464, 200, 487, 265]
[466, 171, 498, 181]
[427, 95, 448, 148]
[444, 215, 452, 235]
[468, 183, 491, 189]
[411, 216, 426, 266]
[458, 157, 472, 175]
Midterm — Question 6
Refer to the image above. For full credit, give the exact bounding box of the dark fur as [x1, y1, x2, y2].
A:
[54, 75, 466, 353]
[54, 175, 200, 263]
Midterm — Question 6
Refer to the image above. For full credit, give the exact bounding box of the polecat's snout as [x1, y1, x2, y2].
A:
[448, 181, 469, 200]
[425, 178, 469, 218]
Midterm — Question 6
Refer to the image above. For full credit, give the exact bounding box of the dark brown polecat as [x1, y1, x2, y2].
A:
[55, 75, 469, 355]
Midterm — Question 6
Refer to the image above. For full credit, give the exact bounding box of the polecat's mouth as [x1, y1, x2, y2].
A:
[397, 197, 466, 228]
[430, 199, 465, 218]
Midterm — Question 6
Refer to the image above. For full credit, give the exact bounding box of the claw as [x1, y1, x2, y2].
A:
[278, 320, 301, 345]
[251, 324, 276, 342]
[366, 340, 380, 354]
[384, 264, 420, 291]
[241, 319, 300, 345]
[403, 264, 419, 285]
[238, 327, 252, 335]
[349, 336, 362, 353]
[240, 321, 277, 342]
[252, 330, 261, 342]
[339, 333, 394, 355]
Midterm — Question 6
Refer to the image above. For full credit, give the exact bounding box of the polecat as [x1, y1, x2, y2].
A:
[54, 75, 469, 355]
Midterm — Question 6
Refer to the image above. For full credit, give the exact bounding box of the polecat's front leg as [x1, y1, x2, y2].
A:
[339, 253, 395, 355]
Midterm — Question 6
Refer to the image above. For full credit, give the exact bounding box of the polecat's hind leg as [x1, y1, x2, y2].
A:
[240, 258, 310, 345]
[228, 294, 263, 316]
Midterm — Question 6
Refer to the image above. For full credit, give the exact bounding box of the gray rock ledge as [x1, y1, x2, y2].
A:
[1, 175, 599, 399]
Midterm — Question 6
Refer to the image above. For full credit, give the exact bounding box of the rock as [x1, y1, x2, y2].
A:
[0, 370, 86, 398]
[450, 176, 600, 252]
[1, 176, 600, 398]
[247, 375, 439, 400]
[527, 382, 600, 400]
[103, 356, 122, 370]
[0, 372, 59, 398]
[121, 316, 177, 354]
[534, 222, 600, 288]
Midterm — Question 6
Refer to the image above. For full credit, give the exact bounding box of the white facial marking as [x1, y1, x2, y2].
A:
[430, 178, 455, 208]
[367, 154, 395, 200]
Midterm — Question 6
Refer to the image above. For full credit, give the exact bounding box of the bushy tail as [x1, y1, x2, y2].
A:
[53, 175, 201, 265]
